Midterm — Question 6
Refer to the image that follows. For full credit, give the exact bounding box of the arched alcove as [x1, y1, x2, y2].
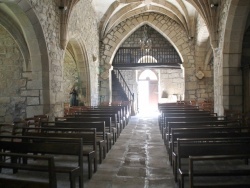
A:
[0, 1, 50, 121]
[63, 40, 90, 106]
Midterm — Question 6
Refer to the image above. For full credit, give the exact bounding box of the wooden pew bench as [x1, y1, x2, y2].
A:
[90, 108, 125, 123]
[0, 136, 83, 188]
[169, 126, 250, 167]
[70, 113, 121, 137]
[161, 115, 225, 139]
[41, 121, 108, 164]
[159, 111, 214, 133]
[0, 152, 57, 188]
[164, 120, 235, 150]
[158, 109, 206, 127]
[76, 108, 122, 122]
[56, 116, 117, 145]
[158, 103, 198, 110]
[22, 127, 97, 179]
[87, 105, 130, 125]
[75, 111, 125, 132]
[189, 154, 250, 188]
[173, 137, 250, 188]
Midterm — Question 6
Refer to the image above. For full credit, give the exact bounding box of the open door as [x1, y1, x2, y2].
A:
[138, 70, 158, 113]
[149, 80, 158, 111]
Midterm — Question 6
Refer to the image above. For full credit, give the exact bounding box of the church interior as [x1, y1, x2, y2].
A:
[1, 0, 250, 187]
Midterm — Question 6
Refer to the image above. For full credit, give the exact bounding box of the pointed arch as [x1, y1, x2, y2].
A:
[64, 39, 91, 106]
[100, 13, 191, 77]
[1, 0, 50, 118]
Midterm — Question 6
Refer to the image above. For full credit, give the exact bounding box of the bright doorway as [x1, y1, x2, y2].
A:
[138, 70, 158, 114]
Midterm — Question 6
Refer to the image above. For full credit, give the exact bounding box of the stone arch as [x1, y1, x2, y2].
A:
[0, 10, 29, 71]
[221, 0, 250, 112]
[100, 13, 194, 103]
[63, 39, 90, 106]
[0, 1, 50, 119]
[103, 5, 186, 38]
[101, 13, 193, 78]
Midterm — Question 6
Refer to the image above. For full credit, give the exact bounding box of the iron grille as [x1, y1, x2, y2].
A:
[113, 47, 182, 65]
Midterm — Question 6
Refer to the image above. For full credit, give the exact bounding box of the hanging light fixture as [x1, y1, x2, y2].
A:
[139, 25, 152, 53]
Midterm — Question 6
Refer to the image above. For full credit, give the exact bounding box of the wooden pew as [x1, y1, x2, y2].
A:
[158, 102, 198, 109]
[189, 154, 250, 188]
[70, 113, 121, 136]
[159, 111, 213, 130]
[165, 120, 236, 154]
[41, 121, 108, 164]
[161, 115, 222, 137]
[0, 152, 57, 188]
[173, 137, 250, 188]
[22, 127, 97, 179]
[87, 105, 130, 125]
[159, 111, 215, 133]
[169, 126, 250, 167]
[75, 110, 125, 130]
[0, 136, 83, 188]
[56, 116, 117, 145]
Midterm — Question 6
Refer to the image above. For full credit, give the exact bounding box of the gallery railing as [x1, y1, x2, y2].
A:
[113, 47, 182, 65]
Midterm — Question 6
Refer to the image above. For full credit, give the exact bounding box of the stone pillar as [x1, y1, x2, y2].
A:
[213, 48, 224, 116]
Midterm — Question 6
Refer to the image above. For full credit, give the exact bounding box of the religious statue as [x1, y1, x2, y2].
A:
[69, 87, 78, 107]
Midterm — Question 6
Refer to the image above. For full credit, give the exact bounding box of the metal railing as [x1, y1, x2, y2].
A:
[113, 47, 182, 65]
[113, 69, 134, 102]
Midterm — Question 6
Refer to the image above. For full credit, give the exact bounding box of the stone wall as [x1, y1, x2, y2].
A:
[117, 68, 184, 108]
[28, 0, 99, 117]
[192, 14, 214, 102]
[121, 25, 176, 48]
[159, 69, 184, 102]
[0, 25, 27, 122]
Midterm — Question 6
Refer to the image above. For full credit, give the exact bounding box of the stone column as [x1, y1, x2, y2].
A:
[213, 48, 224, 115]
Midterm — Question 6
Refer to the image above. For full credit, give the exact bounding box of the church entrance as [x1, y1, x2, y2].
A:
[138, 70, 158, 113]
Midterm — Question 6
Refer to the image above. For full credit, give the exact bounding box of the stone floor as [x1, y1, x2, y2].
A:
[85, 112, 176, 188]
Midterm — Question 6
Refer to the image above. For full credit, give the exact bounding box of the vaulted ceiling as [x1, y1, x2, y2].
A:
[92, 0, 219, 47]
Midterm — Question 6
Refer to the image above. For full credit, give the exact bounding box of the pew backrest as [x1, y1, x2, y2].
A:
[0, 152, 57, 188]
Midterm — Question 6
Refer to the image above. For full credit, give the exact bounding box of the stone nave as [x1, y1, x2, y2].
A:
[0, 0, 250, 188]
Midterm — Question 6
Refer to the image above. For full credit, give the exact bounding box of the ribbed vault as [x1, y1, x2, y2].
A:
[96, 0, 198, 41]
